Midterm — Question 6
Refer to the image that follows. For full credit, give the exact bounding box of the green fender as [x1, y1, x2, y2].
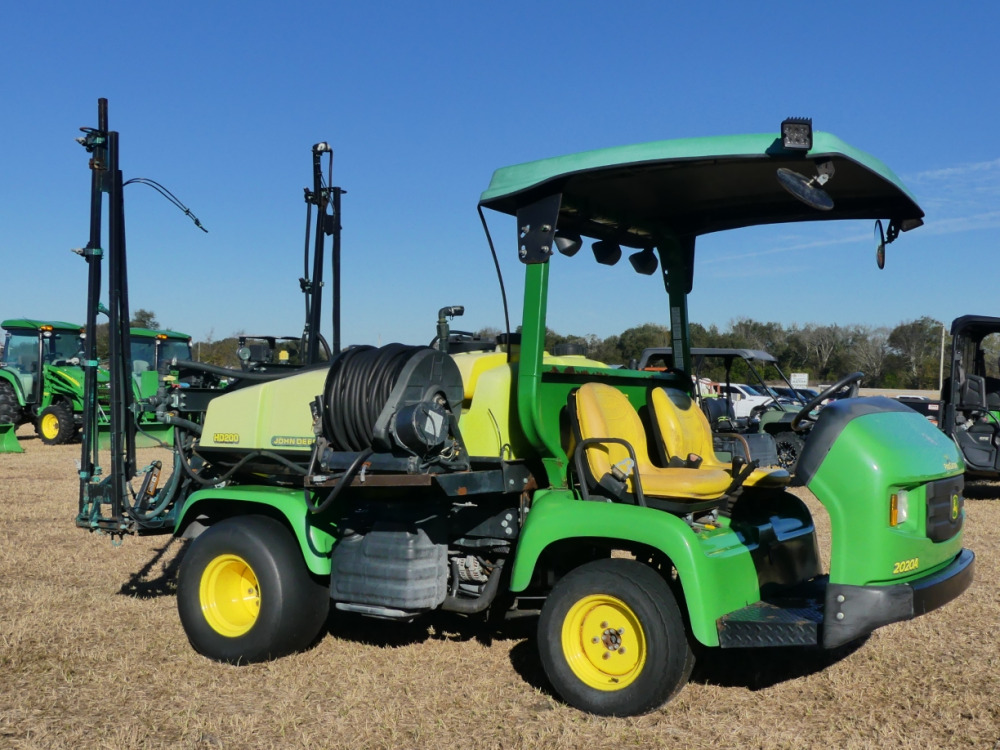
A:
[510, 490, 760, 646]
[44, 365, 87, 411]
[175, 486, 337, 577]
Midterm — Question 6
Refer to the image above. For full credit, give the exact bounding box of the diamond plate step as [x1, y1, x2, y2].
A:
[717, 598, 823, 648]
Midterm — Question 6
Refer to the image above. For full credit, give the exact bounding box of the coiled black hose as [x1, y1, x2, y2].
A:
[323, 344, 427, 451]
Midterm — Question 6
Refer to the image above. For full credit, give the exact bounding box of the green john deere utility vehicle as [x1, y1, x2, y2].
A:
[0, 318, 88, 445]
[77, 105, 972, 717]
[900, 314, 1000, 479]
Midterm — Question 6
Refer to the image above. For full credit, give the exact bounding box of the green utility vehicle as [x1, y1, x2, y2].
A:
[77, 108, 973, 717]
[0, 318, 87, 444]
[900, 314, 1000, 478]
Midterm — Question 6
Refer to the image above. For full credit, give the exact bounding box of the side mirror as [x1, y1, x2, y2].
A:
[875, 219, 886, 269]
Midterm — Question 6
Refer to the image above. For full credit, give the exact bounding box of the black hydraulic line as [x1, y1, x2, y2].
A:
[174, 439, 308, 488]
[121, 178, 207, 232]
[156, 412, 203, 435]
[172, 358, 324, 382]
[305, 448, 373, 515]
[477, 206, 511, 360]
[441, 558, 506, 614]
[331, 186, 342, 355]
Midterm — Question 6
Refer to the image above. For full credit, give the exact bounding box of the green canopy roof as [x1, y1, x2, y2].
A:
[479, 131, 923, 245]
[129, 327, 191, 341]
[2, 318, 83, 332]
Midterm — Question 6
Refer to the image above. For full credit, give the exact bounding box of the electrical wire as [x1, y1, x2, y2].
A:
[477, 205, 510, 360]
[122, 177, 208, 232]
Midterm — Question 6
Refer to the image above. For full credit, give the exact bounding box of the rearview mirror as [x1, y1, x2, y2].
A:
[776, 167, 834, 211]
[874, 219, 886, 269]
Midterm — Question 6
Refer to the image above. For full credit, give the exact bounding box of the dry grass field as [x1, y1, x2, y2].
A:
[1, 426, 998, 749]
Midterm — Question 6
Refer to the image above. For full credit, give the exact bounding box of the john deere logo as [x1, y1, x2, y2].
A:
[951, 493, 960, 521]
[270, 436, 315, 447]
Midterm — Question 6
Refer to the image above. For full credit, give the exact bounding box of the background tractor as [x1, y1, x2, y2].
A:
[76, 105, 973, 717]
[0, 318, 88, 445]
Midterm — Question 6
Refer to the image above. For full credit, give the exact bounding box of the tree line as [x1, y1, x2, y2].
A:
[536, 316, 950, 390]
[100, 310, 953, 390]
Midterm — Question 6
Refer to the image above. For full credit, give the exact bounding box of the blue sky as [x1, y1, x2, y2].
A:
[2, 2, 998, 347]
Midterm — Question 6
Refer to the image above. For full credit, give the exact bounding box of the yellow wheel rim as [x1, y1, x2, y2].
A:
[199, 554, 260, 637]
[562, 594, 646, 691]
[40, 412, 60, 440]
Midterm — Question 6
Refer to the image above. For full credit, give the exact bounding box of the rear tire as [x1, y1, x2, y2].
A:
[37, 404, 75, 445]
[0, 381, 23, 426]
[537, 558, 693, 716]
[177, 515, 330, 664]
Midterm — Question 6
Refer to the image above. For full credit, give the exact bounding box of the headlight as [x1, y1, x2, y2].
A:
[890, 490, 909, 527]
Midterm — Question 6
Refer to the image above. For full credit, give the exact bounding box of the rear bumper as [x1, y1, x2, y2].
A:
[823, 548, 975, 648]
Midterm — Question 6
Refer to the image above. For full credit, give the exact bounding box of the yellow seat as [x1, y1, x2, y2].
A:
[650, 388, 789, 489]
[573, 382, 731, 504]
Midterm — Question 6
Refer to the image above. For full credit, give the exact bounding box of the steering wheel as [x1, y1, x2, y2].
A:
[748, 400, 780, 420]
[790, 371, 864, 432]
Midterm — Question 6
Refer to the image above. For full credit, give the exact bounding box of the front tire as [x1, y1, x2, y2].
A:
[537, 558, 693, 716]
[37, 404, 76, 445]
[177, 515, 330, 664]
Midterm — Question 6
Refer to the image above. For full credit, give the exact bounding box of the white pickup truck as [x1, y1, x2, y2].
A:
[716, 383, 776, 418]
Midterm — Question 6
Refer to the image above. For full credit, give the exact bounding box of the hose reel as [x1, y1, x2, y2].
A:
[320, 344, 465, 460]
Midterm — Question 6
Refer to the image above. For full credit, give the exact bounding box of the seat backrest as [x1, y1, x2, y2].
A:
[702, 397, 735, 427]
[651, 388, 718, 466]
[574, 382, 651, 481]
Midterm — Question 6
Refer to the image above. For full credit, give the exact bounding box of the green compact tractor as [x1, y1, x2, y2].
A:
[77, 107, 973, 717]
[0, 318, 88, 445]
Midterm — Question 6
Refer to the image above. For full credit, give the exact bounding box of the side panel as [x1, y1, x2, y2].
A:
[198, 368, 327, 452]
[175, 486, 337, 576]
[806, 410, 965, 586]
[510, 489, 760, 646]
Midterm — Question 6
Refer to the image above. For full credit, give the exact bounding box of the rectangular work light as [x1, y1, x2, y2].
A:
[781, 117, 813, 151]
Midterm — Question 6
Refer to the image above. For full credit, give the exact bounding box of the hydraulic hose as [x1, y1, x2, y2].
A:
[441, 558, 506, 614]
[173, 359, 325, 383]
[305, 447, 373, 514]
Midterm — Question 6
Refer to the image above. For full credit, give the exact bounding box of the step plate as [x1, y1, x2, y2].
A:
[718, 599, 823, 648]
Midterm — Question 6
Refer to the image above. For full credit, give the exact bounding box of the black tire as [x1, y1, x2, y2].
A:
[37, 403, 76, 445]
[0, 381, 23, 426]
[537, 558, 694, 716]
[177, 515, 330, 664]
[774, 430, 806, 472]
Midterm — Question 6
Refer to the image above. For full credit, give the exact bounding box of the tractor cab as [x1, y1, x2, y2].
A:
[0, 319, 86, 443]
[129, 328, 192, 375]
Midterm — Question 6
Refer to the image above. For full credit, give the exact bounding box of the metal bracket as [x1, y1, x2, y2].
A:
[515, 193, 561, 264]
